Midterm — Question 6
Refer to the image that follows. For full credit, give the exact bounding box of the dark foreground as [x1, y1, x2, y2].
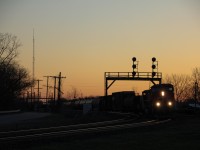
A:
[28, 113, 200, 150]
[1, 112, 200, 150]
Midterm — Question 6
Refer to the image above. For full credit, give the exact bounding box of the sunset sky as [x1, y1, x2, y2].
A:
[1, 0, 200, 97]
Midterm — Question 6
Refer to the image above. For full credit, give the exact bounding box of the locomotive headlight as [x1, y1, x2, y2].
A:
[168, 101, 172, 106]
[156, 102, 161, 107]
[161, 91, 165, 97]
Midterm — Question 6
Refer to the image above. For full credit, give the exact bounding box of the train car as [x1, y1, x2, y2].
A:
[112, 91, 135, 112]
[111, 91, 143, 113]
[99, 95, 112, 111]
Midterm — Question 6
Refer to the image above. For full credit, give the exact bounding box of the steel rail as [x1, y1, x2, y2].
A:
[0, 119, 171, 143]
[0, 112, 139, 138]
[0, 118, 129, 138]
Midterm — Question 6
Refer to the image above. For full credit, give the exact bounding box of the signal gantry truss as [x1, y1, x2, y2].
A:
[104, 57, 162, 96]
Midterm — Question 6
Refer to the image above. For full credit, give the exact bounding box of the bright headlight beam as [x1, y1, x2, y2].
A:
[168, 101, 172, 106]
[161, 91, 165, 96]
[156, 102, 161, 107]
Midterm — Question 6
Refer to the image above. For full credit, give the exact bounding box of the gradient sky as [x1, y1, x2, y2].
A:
[0, 0, 200, 97]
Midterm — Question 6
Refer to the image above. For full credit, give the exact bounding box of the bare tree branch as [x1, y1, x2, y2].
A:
[164, 74, 192, 101]
[0, 33, 32, 110]
[192, 67, 200, 100]
[66, 86, 83, 100]
[0, 33, 21, 64]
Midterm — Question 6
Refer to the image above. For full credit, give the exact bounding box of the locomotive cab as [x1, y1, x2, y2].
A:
[150, 84, 175, 112]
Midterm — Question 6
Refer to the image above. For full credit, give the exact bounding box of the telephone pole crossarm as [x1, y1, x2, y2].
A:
[49, 72, 66, 103]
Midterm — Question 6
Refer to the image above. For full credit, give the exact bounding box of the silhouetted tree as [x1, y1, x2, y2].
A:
[0, 33, 33, 110]
[164, 74, 192, 101]
[192, 67, 200, 101]
[66, 86, 83, 100]
[0, 33, 21, 65]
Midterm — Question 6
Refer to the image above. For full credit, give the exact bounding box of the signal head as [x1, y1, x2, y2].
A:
[152, 57, 156, 62]
[152, 64, 156, 69]
[132, 71, 136, 77]
[152, 72, 156, 77]
[132, 64, 137, 69]
[132, 57, 136, 62]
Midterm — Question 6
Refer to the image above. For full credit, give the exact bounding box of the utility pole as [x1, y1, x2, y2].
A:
[54, 77, 57, 102]
[30, 85, 35, 103]
[49, 72, 66, 104]
[57, 72, 66, 101]
[31, 86, 33, 103]
[44, 76, 50, 104]
[35, 79, 43, 102]
[48, 76, 57, 104]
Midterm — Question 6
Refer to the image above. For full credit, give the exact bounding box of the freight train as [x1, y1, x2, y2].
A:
[64, 84, 175, 114]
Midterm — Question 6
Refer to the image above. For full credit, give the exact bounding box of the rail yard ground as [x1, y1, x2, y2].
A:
[1, 111, 200, 150]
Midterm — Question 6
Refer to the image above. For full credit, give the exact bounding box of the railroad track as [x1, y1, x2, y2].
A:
[0, 117, 171, 145]
[0, 112, 137, 139]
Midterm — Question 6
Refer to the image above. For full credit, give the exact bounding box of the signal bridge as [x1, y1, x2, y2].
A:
[104, 57, 162, 96]
[104, 72, 162, 96]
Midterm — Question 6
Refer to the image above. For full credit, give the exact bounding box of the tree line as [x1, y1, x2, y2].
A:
[0, 33, 33, 110]
[164, 69, 200, 102]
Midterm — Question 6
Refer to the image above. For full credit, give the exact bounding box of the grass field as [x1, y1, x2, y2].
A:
[26, 113, 200, 150]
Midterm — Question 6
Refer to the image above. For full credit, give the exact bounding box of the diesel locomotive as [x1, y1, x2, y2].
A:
[142, 84, 175, 113]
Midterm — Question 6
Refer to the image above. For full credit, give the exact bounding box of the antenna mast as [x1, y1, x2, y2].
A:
[33, 29, 35, 82]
